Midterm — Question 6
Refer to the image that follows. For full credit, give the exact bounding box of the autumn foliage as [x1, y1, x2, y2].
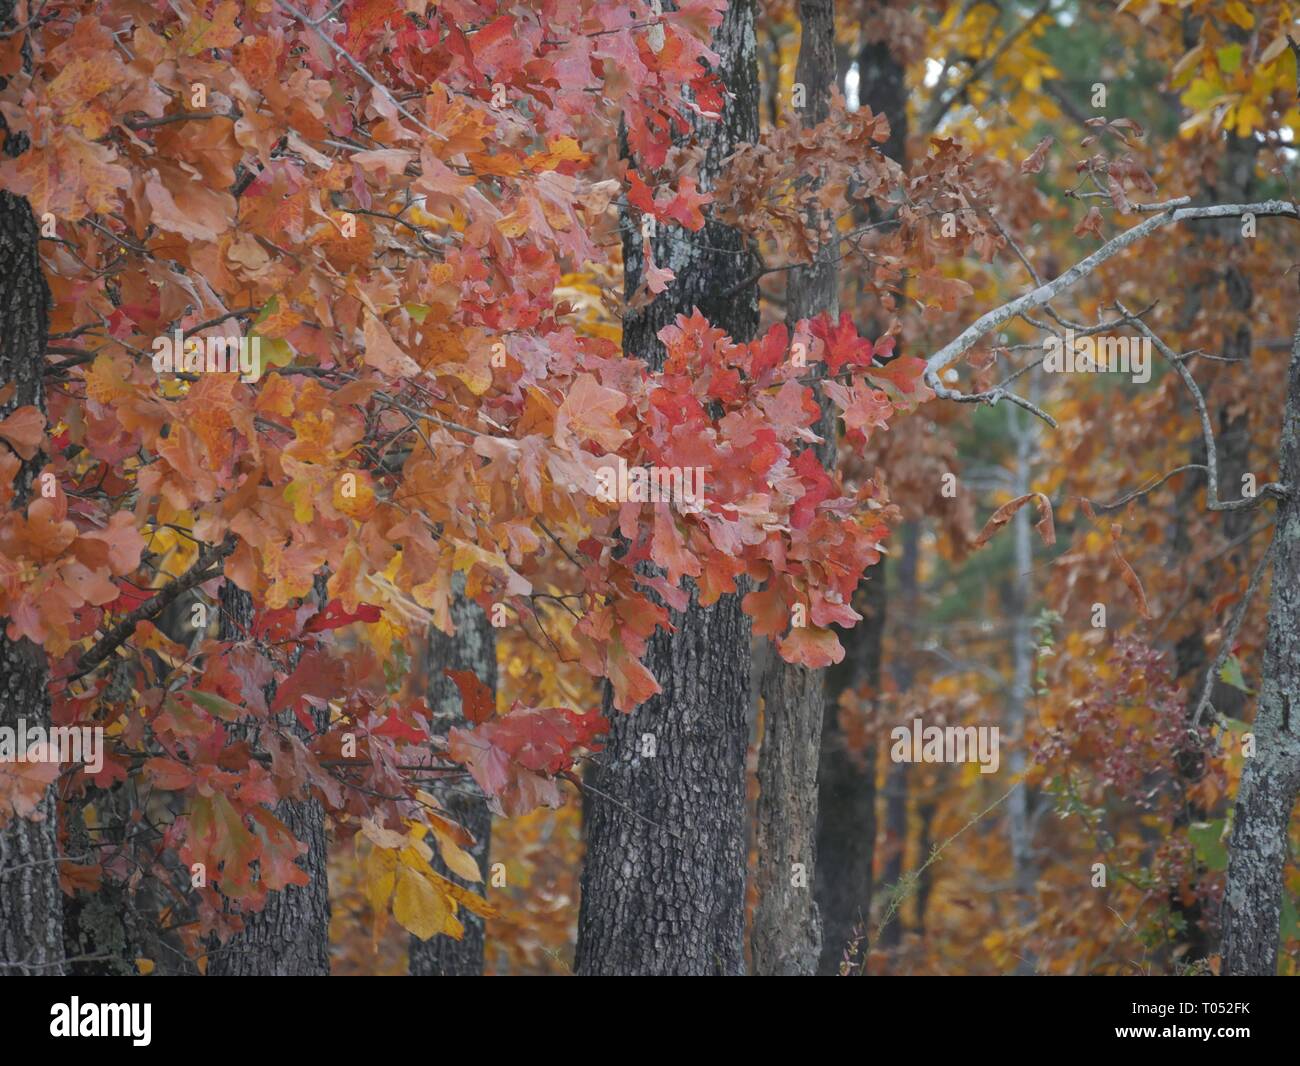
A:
[3, 0, 1300, 977]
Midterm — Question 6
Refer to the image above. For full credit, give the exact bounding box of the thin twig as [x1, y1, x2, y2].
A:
[1190, 532, 1277, 729]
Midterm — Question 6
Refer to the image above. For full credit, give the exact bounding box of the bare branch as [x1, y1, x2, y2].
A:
[922, 0, 1055, 133]
[68, 534, 237, 682]
[1121, 305, 1287, 511]
[275, 0, 442, 140]
[1190, 532, 1277, 729]
[923, 200, 1300, 404]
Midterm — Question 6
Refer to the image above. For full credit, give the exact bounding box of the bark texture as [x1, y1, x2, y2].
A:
[1006, 404, 1037, 974]
[878, 521, 918, 955]
[0, 188, 64, 976]
[1220, 315, 1300, 976]
[574, 0, 759, 976]
[812, 18, 907, 974]
[752, 0, 837, 977]
[207, 583, 331, 976]
[815, 572, 885, 973]
[1167, 120, 1258, 964]
[409, 585, 496, 976]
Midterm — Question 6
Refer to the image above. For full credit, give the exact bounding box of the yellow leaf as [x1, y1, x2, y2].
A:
[431, 870, 498, 919]
[1260, 36, 1289, 66]
[363, 843, 396, 915]
[1234, 101, 1264, 137]
[433, 826, 483, 882]
[360, 816, 407, 850]
[393, 867, 452, 940]
[527, 136, 590, 172]
[1223, 0, 1253, 29]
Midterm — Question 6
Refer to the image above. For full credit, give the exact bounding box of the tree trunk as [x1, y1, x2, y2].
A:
[1167, 126, 1258, 964]
[878, 521, 918, 956]
[574, 0, 759, 976]
[813, 16, 908, 977]
[752, 0, 837, 977]
[1220, 314, 1300, 976]
[815, 574, 885, 973]
[1006, 402, 1037, 974]
[0, 188, 64, 976]
[207, 583, 331, 976]
[410, 583, 496, 976]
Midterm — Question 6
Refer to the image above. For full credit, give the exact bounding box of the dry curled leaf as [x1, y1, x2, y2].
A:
[1109, 524, 1153, 620]
[973, 492, 1056, 549]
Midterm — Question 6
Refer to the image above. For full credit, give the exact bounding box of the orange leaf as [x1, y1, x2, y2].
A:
[1109, 524, 1152, 620]
[444, 668, 495, 724]
[554, 373, 630, 451]
[0, 406, 45, 460]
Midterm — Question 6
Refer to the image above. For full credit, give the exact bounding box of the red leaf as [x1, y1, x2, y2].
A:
[444, 668, 495, 724]
[790, 448, 834, 530]
[303, 600, 383, 633]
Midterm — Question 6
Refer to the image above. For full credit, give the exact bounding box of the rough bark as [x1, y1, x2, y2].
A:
[812, 16, 907, 976]
[1006, 403, 1037, 974]
[409, 584, 496, 976]
[1167, 121, 1257, 966]
[574, 0, 759, 976]
[63, 654, 200, 976]
[814, 572, 885, 973]
[752, 0, 836, 977]
[207, 583, 331, 976]
[1220, 314, 1300, 976]
[0, 188, 64, 976]
[878, 521, 918, 955]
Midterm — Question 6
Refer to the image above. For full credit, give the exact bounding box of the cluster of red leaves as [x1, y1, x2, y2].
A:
[0, 0, 927, 952]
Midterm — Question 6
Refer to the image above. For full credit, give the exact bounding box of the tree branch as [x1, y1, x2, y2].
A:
[67, 534, 237, 682]
[1121, 305, 1287, 511]
[1190, 532, 1277, 729]
[923, 200, 1300, 405]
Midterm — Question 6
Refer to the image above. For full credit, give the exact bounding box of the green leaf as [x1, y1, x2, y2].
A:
[254, 296, 279, 324]
[1281, 894, 1299, 941]
[185, 689, 245, 721]
[254, 335, 295, 370]
[404, 303, 431, 323]
[1188, 820, 1228, 872]
[1219, 654, 1254, 694]
[1216, 44, 1243, 74]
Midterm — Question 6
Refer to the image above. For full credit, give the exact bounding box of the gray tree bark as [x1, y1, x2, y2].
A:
[815, 575, 885, 973]
[877, 521, 917, 955]
[207, 582, 331, 975]
[574, 0, 759, 976]
[813, 18, 907, 975]
[1221, 314, 1300, 976]
[409, 584, 496, 976]
[1168, 122, 1258, 964]
[0, 188, 64, 976]
[752, 0, 837, 977]
[1006, 402, 1037, 974]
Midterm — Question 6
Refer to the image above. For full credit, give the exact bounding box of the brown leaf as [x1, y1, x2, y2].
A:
[1019, 136, 1054, 174]
[1073, 206, 1105, 239]
[1105, 170, 1133, 214]
[1109, 524, 1153, 620]
[973, 492, 1056, 550]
